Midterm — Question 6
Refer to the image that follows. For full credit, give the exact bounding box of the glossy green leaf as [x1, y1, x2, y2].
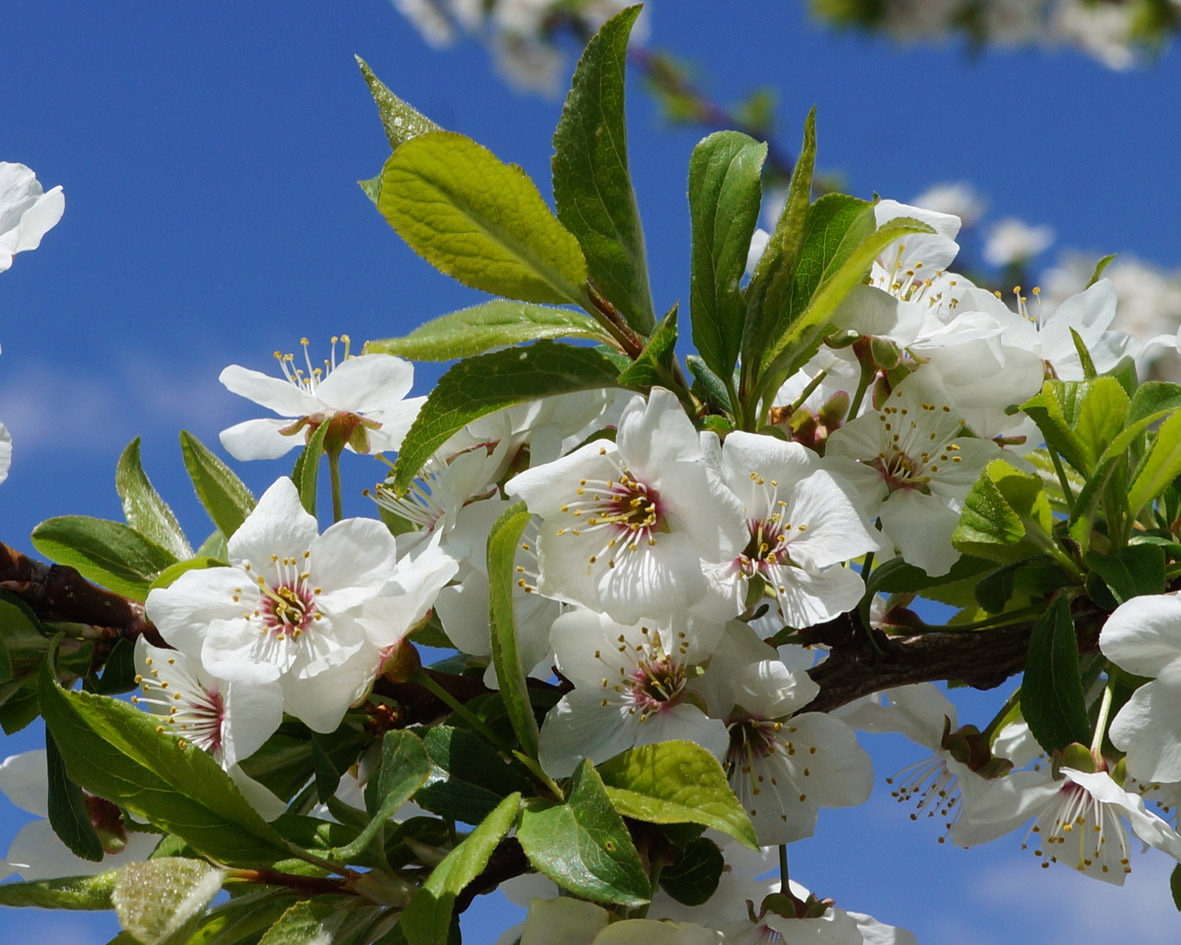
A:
[743, 108, 815, 372]
[391, 341, 621, 492]
[596, 740, 757, 848]
[953, 460, 1054, 564]
[517, 760, 650, 906]
[758, 207, 935, 390]
[658, 836, 724, 906]
[180, 431, 256, 539]
[368, 301, 606, 361]
[414, 725, 532, 824]
[1085, 545, 1166, 604]
[1021, 597, 1090, 754]
[45, 726, 103, 862]
[31, 516, 177, 601]
[1126, 382, 1181, 427]
[291, 419, 330, 517]
[688, 130, 766, 380]
[1075, 378, 1129, 469]
[1128, 411, 1181, 514]
[111, 858, 225, 945]
[380, 131, 588, 305]
[356, 56, 441, 151]
[185, 889, 307, 945]
[39, 666, 290, 866]
[331, 730, 430, 860]
[616, 304, 679, 389]
[0, 594, 50, 684]
[116, 437, 192, 560]
[0, 870, 119, 910]
[256, 899, 375, 945]
[401, 792, 520, 945]
[553, 5, 654, 333]
[487, 502, 542, 759]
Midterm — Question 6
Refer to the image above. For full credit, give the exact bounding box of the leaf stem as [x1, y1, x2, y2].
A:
[224, 867, 351, 895]
[980, 686, 1022, 742]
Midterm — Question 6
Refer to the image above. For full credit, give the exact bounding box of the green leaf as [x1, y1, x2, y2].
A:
[1127, 382, 1181, 427]
[1128, 410, 1181, 514]
[1075, 378, 1129, 470]
[1172, 863, 1181, 911]
[185, 889, 306, 945]
[974, 566, 1015, 615]
[487, 502, 542, 759]
[1021, 597, 1090, 754]
[414, 725, 532, 824]
[1071, 327, 1099, 380]
[256, 899, 374, 945]
[310, 721, 370, 803]
[1021, 378, 1129, 477]
[1085, 545, 1166, 605]
[743, 108, 815, 372]
[45, 725, 103, 862]
[111, 858, 225, 945]
[391, 341, 621, 492]
[0, 594, 50, 683]
[31, 516, 178, 601]
[658, 836, 724, 906]
[1087, 253, 1116, 288]
[758, 207, 935, 390]
[39, 666, 290, 865]
[368, 301, 606, 361]
[331, 730, 430, 860]
[291, 419, 330, 518]
[401, 792, 520, 945]
[380, 131, 588, 305]
[552, 5, 654, 333]
[517, 760, 650, 906]
[688, 130, 766, 381]
[356, 56, 441, 151]
[596, 740, 757, 849]
[116, 438, 193, 561]
[0, 870, 120, 910]
[686, 354, 731, 412]
[149, 556, 229, 593]
[616, 304, 679, 389]
[953, 460, 1055, 565]
[180, 431, 256, 539]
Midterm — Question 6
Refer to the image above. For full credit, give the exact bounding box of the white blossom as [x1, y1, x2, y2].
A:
[982, 217, 1055, 267]
[0, 162, 64, 273]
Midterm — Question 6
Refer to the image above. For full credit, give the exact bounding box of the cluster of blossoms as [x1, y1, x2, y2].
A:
[390, 0, 643, 93]
[810, 0, 1181, 71]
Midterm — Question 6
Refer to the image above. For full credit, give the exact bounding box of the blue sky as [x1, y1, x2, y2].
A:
[4, 1, 1181, 941]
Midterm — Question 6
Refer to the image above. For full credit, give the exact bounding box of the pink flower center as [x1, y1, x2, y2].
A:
[625, 656, 685, 714]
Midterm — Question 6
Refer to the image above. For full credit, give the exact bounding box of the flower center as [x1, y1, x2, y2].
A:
[626, 656, 685, 713]
[872, 448, 929, 492]
[274, 334, 352, 396]
[248, 552, 322, 641]
[1022, 779, 1132, 878]
[132, 653, 226, 759]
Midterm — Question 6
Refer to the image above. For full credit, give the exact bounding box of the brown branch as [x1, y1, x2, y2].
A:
[0, 541, 165, 649]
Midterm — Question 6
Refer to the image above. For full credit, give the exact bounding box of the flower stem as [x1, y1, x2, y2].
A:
[847, 360, 875, 420]
[1049, 450, 1076, 507]
[981, 686, 1022, 742]
[1090, 674, 1117, 756]
[778, 844, 790, 896]
[327, 446, 344, 524]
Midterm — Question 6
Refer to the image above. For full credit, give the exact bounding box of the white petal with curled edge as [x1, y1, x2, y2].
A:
[1109, 658, 1181, 784]
[228, 477, 320, 564]
[146, 568, 255, 658]
[1100, 592, 1181, 678]
[219, 364, 320, 417]
[314, 353, 414, 413]
[520, 897, 609, 945]
[310, 518, 398, 614]
[879, 489, 961, 577]
[0, 750, 49, 817]
[219, 417, 305, 461]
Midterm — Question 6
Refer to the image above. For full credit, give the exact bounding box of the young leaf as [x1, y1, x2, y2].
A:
[111, 858, 225, 945]
[180, 431, 256, 539]
[45, 726, 103, 862]
[743, 108, 816, 371]
[0, 870, 120, 910]
[116, 437, 192, 560]
[688, 131, 767, 382]
[333, 730, 430, 861]
[31, 516, 178, 601]
[1085, 545, 1166, 604]
[953, 460, 1055, 565]
[391, 341, 621, 492]
[658, 836, 724, 906]
[616, 304, 679, 389]
[517, 759, 650, 906]
[487, 502, 542, 759]
[291, 420, 330, 517]
[553, 5, 655, 334]
[367, 301, 606, 361]
[356, 56, 441, 151]
[39, 666, 290, 866]
[256, 898, 376, 945]
[1127, 410, 1181, 515]
[400, 792, 521, 945]
[380, 131, 588, 305]
[686, 354, 732, 413]
[1020, 597, 1090, 754]
[596, 740, 757, 849]
[413, 725, 532, 824]
[758, 209, 936, 393]
[1087, 253, 1116, 288]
